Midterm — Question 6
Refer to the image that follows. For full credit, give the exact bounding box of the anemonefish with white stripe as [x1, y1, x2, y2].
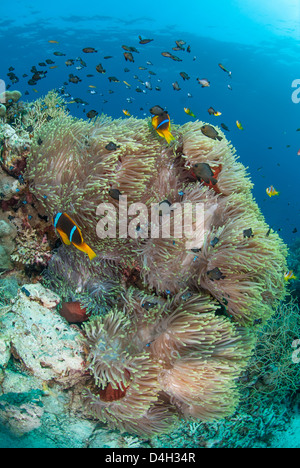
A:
[53, 212, 97, 261]
[151, 111, 175, 144]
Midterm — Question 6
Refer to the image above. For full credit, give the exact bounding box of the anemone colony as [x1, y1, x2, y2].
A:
[23, 92, 287, 435]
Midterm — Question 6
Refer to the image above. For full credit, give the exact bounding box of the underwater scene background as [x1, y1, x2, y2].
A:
[0, 0, 300, 449]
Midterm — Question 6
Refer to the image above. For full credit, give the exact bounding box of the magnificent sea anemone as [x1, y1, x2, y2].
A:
[24, 92, 287, 435]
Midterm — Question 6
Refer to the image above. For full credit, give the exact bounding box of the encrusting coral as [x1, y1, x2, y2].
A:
[17, 91, 288, 435]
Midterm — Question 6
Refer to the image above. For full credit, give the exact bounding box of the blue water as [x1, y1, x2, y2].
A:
[1, 1, 300, 244]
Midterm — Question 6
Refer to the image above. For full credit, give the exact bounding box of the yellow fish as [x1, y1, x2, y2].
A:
[184, 108, 196, 118]
[123, 109, 131, 117]
[53, 212, 96, 261]
[236, 120, 244, 130]
[266, 185, 279, 197]
[152, 112, 175, 144]
[88, 85, 97, 88]
[284, 270, 297, 282]
[123, 81, 131, 87]
[48, 40, 59, 44]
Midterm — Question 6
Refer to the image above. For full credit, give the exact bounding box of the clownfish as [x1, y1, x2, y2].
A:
[151, 112, 175, 144]
[53, 212, 97, 261]
[284, 270, 297, 282]
[266, 185, 279, 197]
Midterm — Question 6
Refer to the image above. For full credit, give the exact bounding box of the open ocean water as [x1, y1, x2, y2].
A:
[0, 0, 300, 450]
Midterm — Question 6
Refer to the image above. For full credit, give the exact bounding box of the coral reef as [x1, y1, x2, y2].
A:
[287, 238, 300, 304]
[0, 91, 289, 439]
[0, 214, 17, 271]
[0, 90, 22, 121]
[0, 123, 30, 176]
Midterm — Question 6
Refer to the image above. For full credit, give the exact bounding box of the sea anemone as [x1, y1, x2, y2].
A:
[81, 309, 177, 435]
[23, 93, 288, 435]
[45, 245, 121, 316]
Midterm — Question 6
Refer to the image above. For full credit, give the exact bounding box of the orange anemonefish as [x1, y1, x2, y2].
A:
[151, 112, 175, 144]
[53, 212, 96, 261]
[284, 270, 297, 282]
[266, 185, 279, 197]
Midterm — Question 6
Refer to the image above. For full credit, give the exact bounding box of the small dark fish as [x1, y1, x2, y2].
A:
[179, 71, 190, 81]
[221, 123, 230, 132]
[201, 125, 223, 141]
[207, 267, 226, 281]
[108, 76, 120, 82]
[69, 74, 81, 83]
[193, 163, 217, 185]
[124, 52, 134, 62]
[26, 125, 34, 133]
[142, 301, 157, 310]
[38, 62, 47, 67]
[138, 36, 153, 44]
[191, 247, 201, 253]
[104, 56, 113, 59]
[74, 97, 88, 104]
[176, 39, 186, 46]
[170, 55, 182, 62]
[105, 141, 120, 151]
[292, 227, 298, 233]
[65, 59, 74, 66]
[210, 237, 219, 247]
[266, 228, 271, 237]
[187, 45, 191, 53]
[8, 66, 14, 71]
[96, 63, 106, 73]
[46, 59, 55, 64]
[53, 51, 66, 56]
[122, 45, 139, 53]
[82, 47, 97, 53]
[37, 137, 43, 145]
[207, 107, 217, 115]
[109, 188, 122, 200]
[150, 105, 166, 115]
[243, 228, 254, 239]
[86, 110, 98, 119]
[161, 51, 182, 62]
[148, 70, 156, 75]
[172, 81, 181, 91]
